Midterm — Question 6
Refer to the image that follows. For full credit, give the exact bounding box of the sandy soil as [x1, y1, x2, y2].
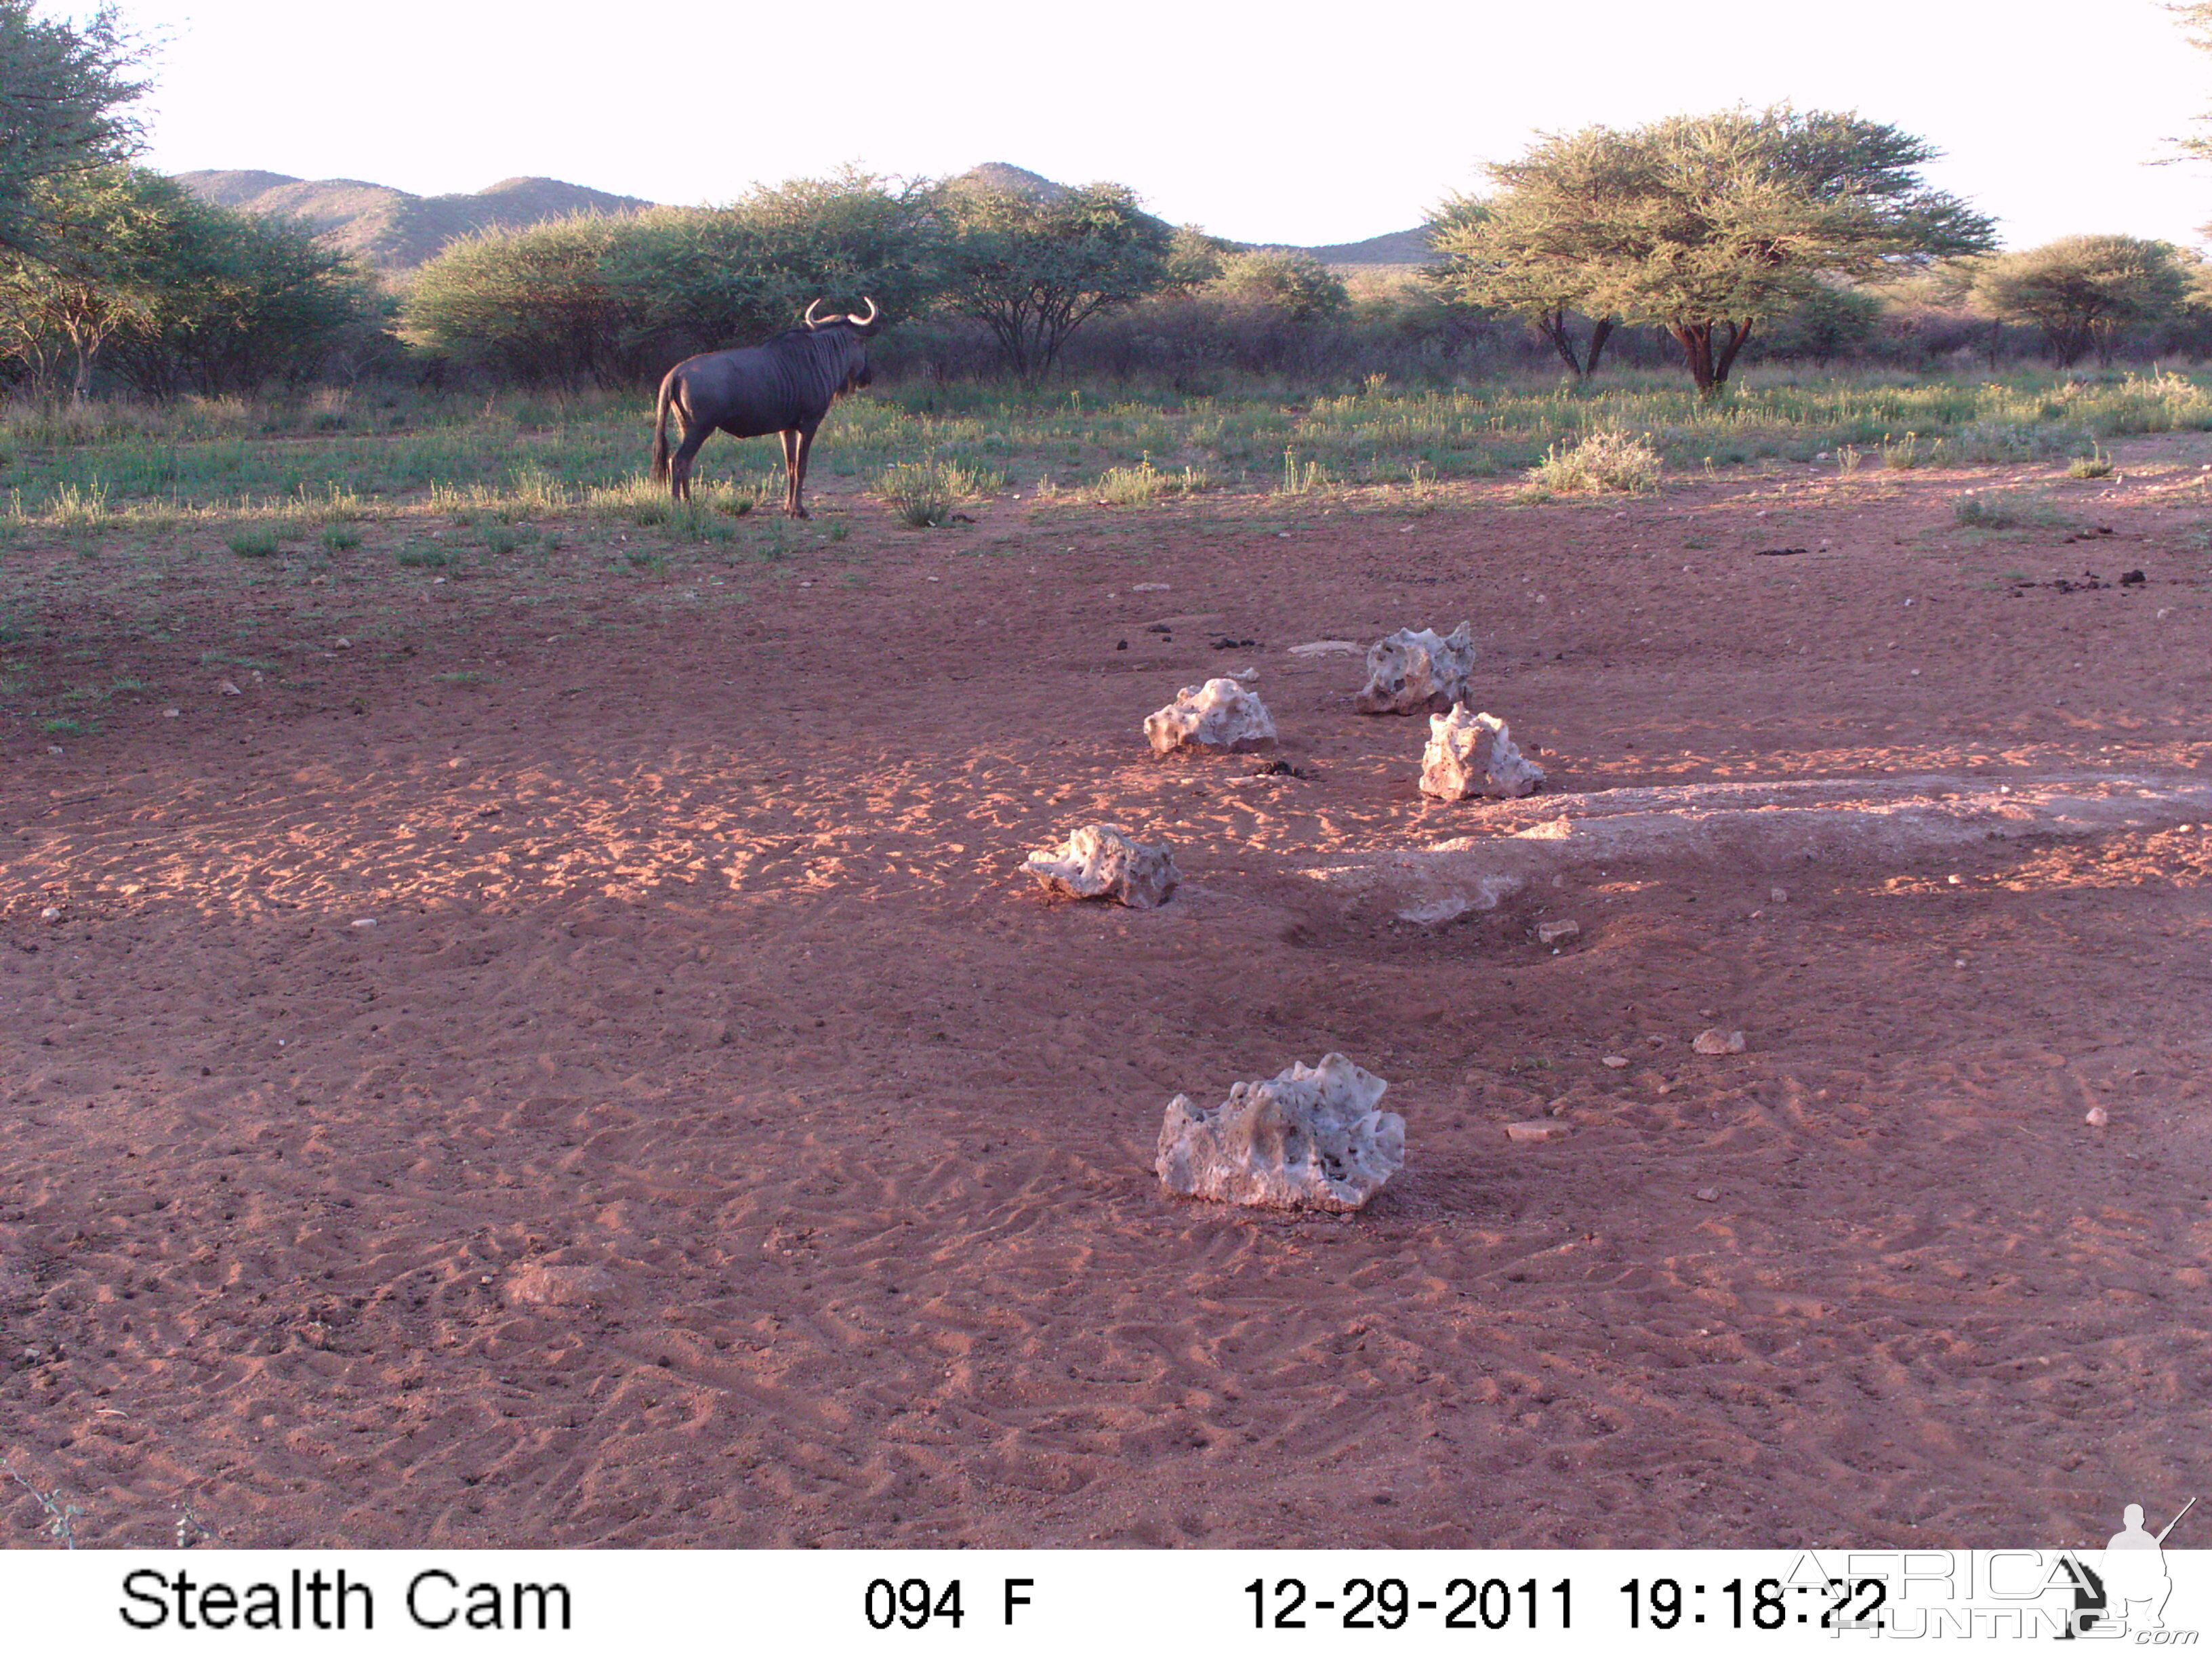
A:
[3, 440, 2209, 1550]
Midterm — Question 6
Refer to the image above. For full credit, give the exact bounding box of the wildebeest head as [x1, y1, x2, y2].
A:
[803, 295, 881, 393]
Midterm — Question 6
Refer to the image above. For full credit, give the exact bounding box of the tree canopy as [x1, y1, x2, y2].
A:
[1967, 235, 2194, 367]
[1437, 107, 1996, 392]
[937, 182, 1172, 381]
[1428, 186, 1616, 379]
[0, 1, 148, 258]
[0, 167, 375, 398]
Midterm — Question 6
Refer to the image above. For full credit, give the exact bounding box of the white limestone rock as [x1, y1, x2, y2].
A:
[1025, 823, 1181, 909]
[1155, 1052, 1404, 1212]
[1418, 704, 1546, 801]
[1144, 677, 1277, 756]
[1355, 623, 1475, 715]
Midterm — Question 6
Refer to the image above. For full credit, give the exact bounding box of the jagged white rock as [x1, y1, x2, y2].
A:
[1024, 823, 1181, 909]
[1144, 677, 1277, 756]
[1355, 623, 1475, 715]
[1419, 704, 1546, 801]
[1155, 1053, 1404, 1212]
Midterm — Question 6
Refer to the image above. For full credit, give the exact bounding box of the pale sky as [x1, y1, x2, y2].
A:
[98, 0, 2212, 249]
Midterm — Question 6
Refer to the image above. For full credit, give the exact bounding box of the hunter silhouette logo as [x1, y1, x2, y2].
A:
[2053, 1496, 2196, 1640]
[2091, 1496, 2196, 1636]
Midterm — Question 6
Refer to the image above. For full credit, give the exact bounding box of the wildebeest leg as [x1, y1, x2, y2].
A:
[786, 423, 821, 518]
[776, 429, 807, 518]
[668, 416, 714, 504]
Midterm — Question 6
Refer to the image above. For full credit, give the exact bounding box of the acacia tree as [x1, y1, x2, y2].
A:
[0, 1, 148, 259]
[938, 182, 1172, 380]
[1968, 236, 2192, 367]
[1454, 108, 1994, 394]
[0, 168, 373, 398]
[1427, 178, 1616, 379]
[603, 172, 943, 363]
[0, 167, 169, 398]
[402, 216, 638, 386]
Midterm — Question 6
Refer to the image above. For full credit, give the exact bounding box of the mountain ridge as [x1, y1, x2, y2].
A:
[171, 171, 655, 271]
[171, 163, 1430, 273]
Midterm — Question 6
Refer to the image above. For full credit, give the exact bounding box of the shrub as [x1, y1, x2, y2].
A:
[1525, 428, 1662, 493]
[1954, 489, 2067, 529]
[2066, 443, 2115, 478]
[226, 525, 279, 556]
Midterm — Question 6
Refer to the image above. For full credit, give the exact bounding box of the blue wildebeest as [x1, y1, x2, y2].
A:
[649, 298, 880, 516]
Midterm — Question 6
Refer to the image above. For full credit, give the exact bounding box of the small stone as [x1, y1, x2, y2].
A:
[1130, 581, 1171, 592]
[333, 637, 351, 649]
[502, 1263, 612, 1307]
[119, 884, 142, 896]
[2085, 1106, 2109, 1127]
[1355, 623, 1475, 715]
[1144, 678, 1276, 756]
[1769, 886, 1788, 903]
[1693, 1187, 1720, 1203]
[1025, 823, 1181, 909]
[1692, 1028, 1748, 1056]
[39, 905, 63, 924]
[1504, 1120, 1571, 1143]
[1602, 1054, 1630, 1069]
[1535, 919, 1580, 947]
[350, 918, 378, 928]
[162, 708, 180, 718]
[1157, 1053, 1402, 1212]
[218, 679, 242, 696]
[1946, 873, 1963, 886]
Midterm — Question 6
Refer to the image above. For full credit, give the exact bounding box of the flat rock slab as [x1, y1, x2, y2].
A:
[1504, 1120, 1572, 1143]
[1307, 772, 2212, 923]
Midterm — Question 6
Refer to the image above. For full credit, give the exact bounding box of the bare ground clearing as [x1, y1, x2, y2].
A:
[3, 443, 2209, 1549]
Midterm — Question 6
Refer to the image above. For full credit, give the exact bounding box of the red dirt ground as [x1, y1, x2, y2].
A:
[3, 441, 2208, 1550]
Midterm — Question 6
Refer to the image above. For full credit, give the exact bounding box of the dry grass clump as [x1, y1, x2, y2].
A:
[1524, 428, 1662, 495]
[1097, 457, 1213, 506]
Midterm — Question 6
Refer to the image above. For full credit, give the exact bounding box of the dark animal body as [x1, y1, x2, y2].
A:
[649, 298, 880, 516]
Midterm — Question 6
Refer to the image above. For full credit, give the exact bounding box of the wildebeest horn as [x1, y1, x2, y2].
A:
[847, 296, 879, 328]
[803, 298, 825, 327]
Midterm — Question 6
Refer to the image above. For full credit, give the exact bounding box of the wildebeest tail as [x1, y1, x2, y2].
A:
[649, 372, 675, 481]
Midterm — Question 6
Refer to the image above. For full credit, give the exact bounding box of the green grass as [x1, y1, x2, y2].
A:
[2066, 443, 2116, 479]
[226, 525, 281, 558]
[1954, 489, 2070, 530]
[1, 369, 2209, 538]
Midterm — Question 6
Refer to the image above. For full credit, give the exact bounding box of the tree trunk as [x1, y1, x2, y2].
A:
[1537, 310, 1618, 380]
[1538, 308, 1584, 376]
[1712, 318, 1753, 386]
[1668, 321, 1717, 394]
[1584, 316, 1616, 377]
